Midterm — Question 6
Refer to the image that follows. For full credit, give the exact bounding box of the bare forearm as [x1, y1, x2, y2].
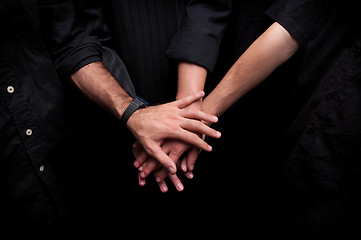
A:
[70, 61, 132, 119]
[202, 22, 300, 117]
[176, 61, 207, 110]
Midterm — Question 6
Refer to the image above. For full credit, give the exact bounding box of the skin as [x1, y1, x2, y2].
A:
[202, 22, 300, 118]
[70, 61, 221, 175]
[135, 22, 300, 192]
[133, 62, 209, 192]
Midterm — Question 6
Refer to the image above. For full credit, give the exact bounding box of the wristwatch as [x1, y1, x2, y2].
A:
[121, 96, 149, 124]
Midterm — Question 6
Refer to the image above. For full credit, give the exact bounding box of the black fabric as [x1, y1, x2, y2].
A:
[69, 1, 286, 236]
[63, 0, 188, 234]
[166, 0, 232, 72]
[82, 0, 185, 105]
[166, 1, 296, 239]
[266, 0, 361, 238]
[0, 0, 101, 228]
[74, 0, 136, 97]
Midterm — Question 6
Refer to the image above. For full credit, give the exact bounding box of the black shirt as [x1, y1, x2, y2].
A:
[75, 0, 185, 105]
[166, 0, 361, 238]
[266, 0, 361, 238]
[0, 0, 101, 226]
[166, 1, 298, 238]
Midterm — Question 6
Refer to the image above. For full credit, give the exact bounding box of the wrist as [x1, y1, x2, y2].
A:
[126, 107, 144, 130]
[119, 96, 149, 124]
[114, 95, 133, 120]
[201, 97, 220, 122]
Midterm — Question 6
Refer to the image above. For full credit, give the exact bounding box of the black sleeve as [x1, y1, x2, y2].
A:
[73, 0, 136, 98]
[265, 0, 322, 47]
[39, 0, 102, 78]
[166, 0, 232, 72]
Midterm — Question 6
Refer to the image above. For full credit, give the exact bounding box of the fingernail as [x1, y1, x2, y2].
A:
[187, 172, 194, 179]
[190, 165, 194, 171]
[160, 182, 168, 192]
[216, 131, 221, 137]
[134, 161, 139, 167]
[177, 183, 184, 191]
[138, 166, 143, 171]
[212, 116, 218, 122]
[168, 166, 176, 175]
[208, 145, 212, 151]
[156, 177, 161, 182]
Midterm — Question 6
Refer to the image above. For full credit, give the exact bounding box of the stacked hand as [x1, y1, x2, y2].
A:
[127, 91, 221, 192]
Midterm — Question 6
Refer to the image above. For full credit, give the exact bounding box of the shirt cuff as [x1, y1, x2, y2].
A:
[265, 4, 309, 47]
[56, 43, 102, 77]
[166, 28, 220, 72]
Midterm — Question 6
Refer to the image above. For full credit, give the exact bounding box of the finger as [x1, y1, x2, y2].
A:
[181, 109, 219, 124]
[132, 141, 143, 158]
[175, 91, 205, 109]
[132, 141, 143, 157]
[153, 167, 169, 183]
[183, 171, 194, 179]
[142, 141, 182, 180]
[172, 129, 213, 153]
[181, 119, 221, 139]
[134, 150, 149, 168]
[145, 142, 177, 175]
[154, 163, 193, 182]
[168, 174, 184, 192]
[139, 158, 161, 178]
[181, 154, 188, 172]
[138, 172, 146, 186]
[168, 145, 187, 166]
[186, 146, 201, 171]
[157, 180, 168, 193]
[180, 153, 194, 179]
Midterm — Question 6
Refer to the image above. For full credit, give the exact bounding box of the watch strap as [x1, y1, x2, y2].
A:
[121, 96, 148, 124]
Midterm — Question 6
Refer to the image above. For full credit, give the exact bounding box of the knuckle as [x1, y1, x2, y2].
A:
[193, 121, 204, 131]
[171, 143, 184, 154]
[144, 145, 154, 154]
[170, 149, 182, 158]
[189, 133, 201, 143]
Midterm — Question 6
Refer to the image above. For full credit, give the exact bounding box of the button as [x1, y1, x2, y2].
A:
[7, 86, 14, 93]
[327, 92, 335, 100]
[25, 129, 32, 136]
[39, 165, 44, 172]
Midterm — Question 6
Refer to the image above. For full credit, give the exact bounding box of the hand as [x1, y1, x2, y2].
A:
[126, 91, 221, 175]
[134, 140, 193, 179]
[133, 141, 186, 192]
[138, 169, 185, 193]
[133, 140, 193, 192]
[132, 93, 210, 192]
[153, 145, 200, 192]
[133, 136, 204, 192]
[179, 132, 205, 174]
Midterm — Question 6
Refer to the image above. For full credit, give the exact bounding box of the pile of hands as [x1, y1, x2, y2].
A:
[127, 91, 221, 192]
